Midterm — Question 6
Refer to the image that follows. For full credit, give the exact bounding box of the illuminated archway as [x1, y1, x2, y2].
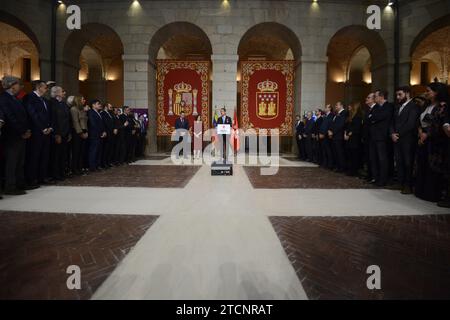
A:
[63, 23, 124, 106]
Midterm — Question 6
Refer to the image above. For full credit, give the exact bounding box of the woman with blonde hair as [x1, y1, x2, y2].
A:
[69, 96, 88, 175]
[344, 101, 363, 176]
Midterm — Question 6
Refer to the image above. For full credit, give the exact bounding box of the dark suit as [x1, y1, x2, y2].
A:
[24, 92, 52, 184]
[304, 118, 315, 161]
[345, 115, 363, 175]
[295, 120, 305, 160]
[0, 91, 29, 191]
[217, 115, 232, 160]
[368, 103, 391, 185]
[330, 110, 347, 171]
[175, 117, 190, 139]
[113, 114, 126, 164]
[50, 98, 71, 179]
[313, 116, 323, 164]
[88, 109, 105, 170]
[390, 100, 420, 188]
[381, 102, 395, 179]
[127, 115, 139, 162]
[362, 106, 372, 179]
[119, 113, 134, 163]
[101, 110, 115, 167]
[319, 112, 334, 168]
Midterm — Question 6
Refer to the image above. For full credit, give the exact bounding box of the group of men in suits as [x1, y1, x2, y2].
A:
[0, 76, 147, 198]
[87, 102, 146, 172]
[296, 86, 421, 194]
[296, 102, 349, 173]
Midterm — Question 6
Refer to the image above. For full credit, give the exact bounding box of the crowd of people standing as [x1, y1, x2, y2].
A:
[0, 76, 147, 198]
[295, 83, 450, 208]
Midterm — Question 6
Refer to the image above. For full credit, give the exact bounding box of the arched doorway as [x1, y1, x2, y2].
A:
[410, 14, 450, 96]
[326, 25, 388, 105]
[237, 22, 302, 154]
[62, 23, 124, 106]
[149, 22, 212, 152]
[0, 10, 41, 93]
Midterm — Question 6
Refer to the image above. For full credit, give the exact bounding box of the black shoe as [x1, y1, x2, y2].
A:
[24, 184, 40, 191]
[401, 186, 412, 195]
[437, 199, 450, 208]
[387, 184, 402, 191]
[4, 189, 26, 195]
[41, 179, 56, 185]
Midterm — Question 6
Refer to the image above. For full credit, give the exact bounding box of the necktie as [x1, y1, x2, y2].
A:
[41, 97, 47, 111]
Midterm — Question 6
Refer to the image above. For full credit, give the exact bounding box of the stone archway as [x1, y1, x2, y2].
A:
[410, 14, 450, 95]
[237, 22, 302, 154]
[326, 25, 388, 105]
[62, 23, 124, 106]
[148, 21, 213, 152]
[0, 10, 41, 92]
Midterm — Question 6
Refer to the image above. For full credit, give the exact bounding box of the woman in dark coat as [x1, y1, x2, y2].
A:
[415, 82, 449, 204]
[344, 102, 363, 176]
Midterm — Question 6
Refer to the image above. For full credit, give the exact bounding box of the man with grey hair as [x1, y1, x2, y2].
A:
[0, 76, 32, 196]
[49, 86, 72, 180]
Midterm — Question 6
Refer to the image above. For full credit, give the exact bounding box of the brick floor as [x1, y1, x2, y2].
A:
[0, 211, 158, 300]
[57, 165, 200, 188]
[269, 215, 450, 299]
[244, 167, 374, 189]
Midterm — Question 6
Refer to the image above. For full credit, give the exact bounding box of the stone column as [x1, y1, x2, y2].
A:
[399, 59, 412, 88]
[39, 57, 52, 83]
[372, 62, 395, 100]
[86, 79, 107, 102]
[300, 56, 328, 113]
[122, 54, 156, 154]
[60, 62, 79, 97]
[292, 62, 302, 153]
[211, 54, 239, 120]
[291, 56, 327, 154]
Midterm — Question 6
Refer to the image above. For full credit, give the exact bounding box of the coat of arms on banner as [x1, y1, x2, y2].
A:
[167, 82, 199, 117]
[256, 79, 279, 120]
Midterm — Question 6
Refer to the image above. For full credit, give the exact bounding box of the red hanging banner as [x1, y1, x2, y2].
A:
[156, 60, 210, 136]
[240, 61, 294, 136]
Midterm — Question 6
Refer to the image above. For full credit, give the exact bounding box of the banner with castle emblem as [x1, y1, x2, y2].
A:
[157, 60, 210, 136]
[240, 61, 294, 135]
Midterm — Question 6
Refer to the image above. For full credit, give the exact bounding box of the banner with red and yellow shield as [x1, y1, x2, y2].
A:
[240, 61, 294, 135]
[157, 60, 210, 136]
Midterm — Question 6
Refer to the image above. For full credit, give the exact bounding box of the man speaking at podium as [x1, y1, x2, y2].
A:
[217, 108, 232, 162]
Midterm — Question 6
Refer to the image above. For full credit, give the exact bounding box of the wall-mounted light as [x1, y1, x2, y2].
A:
[129, 0, 143, 14]
[221, 0, 230, 10]
[310, 0, 319, 12]
[388, 0, 398, 8]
